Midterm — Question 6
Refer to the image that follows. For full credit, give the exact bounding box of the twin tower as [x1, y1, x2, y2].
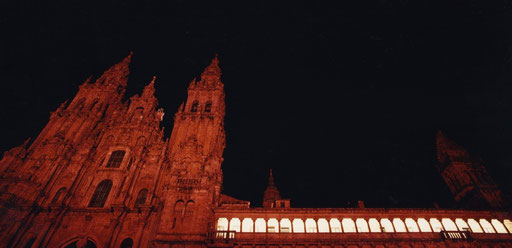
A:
[0, 53, 508, 248]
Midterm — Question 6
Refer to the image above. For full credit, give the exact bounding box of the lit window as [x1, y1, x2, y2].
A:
[380, 218, 394, 233]
[405, 218, 419, 232]
[393, 218, 407, 232]
[280, 218, 292, 233]
[430, 218, 443, 232]
[217, 218, 228, 231]
[491, 219, 508, 233]
[329, 218, 342, 233]
[468, 219, 483, 233]
[441, 218, 457, 231]
[268, 218, 279, 233]
[229, 218, 241, 232]
[255, 218, 266, 233]
[305, 218, 317, 233]
[417, 218, 432, 232]
[293, 219, 305, 233]
[342, 218, 356, 233]
[106, 150, 125, 168]
[503, 219, 512, 233]
[317, 218, 329, 233]
[369, 218, 381, 233]
[480, 219, 496, 233]
[242, 218, 253, 232]
[455, 218, 470, 232]
[356, 218, 369, 232]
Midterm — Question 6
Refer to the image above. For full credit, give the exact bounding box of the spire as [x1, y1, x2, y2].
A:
[436, 130, 468, 163]
[263, 169, 281, 208]
[199, 54, 222, 88]
[94, 51, 133, 87]
[142, 76, 156, 98]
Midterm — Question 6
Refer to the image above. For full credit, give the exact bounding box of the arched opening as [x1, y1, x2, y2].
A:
[467, 218, 483, 233]
[63, 239, 97, 248]
[429, 218, 443, 232]
[51, 187, 67, 205]
[405, 218, 419, 232]
[106, 150, 126, 168]
[503, 219, 512, 233]
[191, 101, 199, 112]
[229, 218, 241, 232]
[380, 218, 394, 233]
[479, 219, 496, 233]
[184, 201, 195, 218]
[217, 218, 228, 231]
[280, 218, 292, 233]
[292, 219, 305, 233]
[120, 238, 133, 248]
[417, 218, 432, 232]
[305, 218, 317, 233]
[134, 189, 148, 207]
[242, 218, 253, 232]
[204, 101, 212, 113]
[356, 218, 369, 233]
[255, 218, 266, 233]
[268, 218, 279, 233]
[342, 218, 356, 233]
[317, 218, 329, 233]
[441, 218, 457, 231]
[393, 218, 407, 232]
[173, 201, 184, 216]
[88, 179, 112, 207]
[329, 218, 342, 233]
[368, 218, 381, 233]
[491, 219, 508, 233]
[455, 218, 470, 231]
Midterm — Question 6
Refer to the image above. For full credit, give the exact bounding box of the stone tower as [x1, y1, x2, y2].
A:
[155, 55, 226, 245]
[436, 130, 509, 209]
[262, 169, 290, 209]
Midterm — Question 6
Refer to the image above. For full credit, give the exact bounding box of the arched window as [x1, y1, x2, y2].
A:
[504, 219, 512, 233]
[120, 238, 133, 248]
[90, 98, 99, 111]
[184, 201, 195, 217]
[479, 219, 496, 233]
[106, 150, 126, 168]
[280, 218, 292, 233]
[467, 218, 483, 233]
[255, 218, 266, 233]
[329, 218, 342, 233]
[455, 218, 470, 232]
[441, 218, 458, 231]
[51, 187, 67, 205]
[173, 201, 184, 216]
[229, 218, 241, 232]
[204, 101, 212, 113]
[405, 218, 419, 232]
[191, 101, 199, 112]
[305, 218, 317, 233]
[292, 219, 305, 233]
[134, 189, 148, 207]
[369, 218, 381, 232]
[393, 218, 407, 232]
[356, 218, 369, 232]
[317, 218, 329, 233]
[64, 240, 97, 248]
[491, 219, 508, 233]
[242, 218, 254, 232]
[380, 218, 394, 232]
[75, 98, 85, 111]
[342, 218, 356, 233]
[217, 218, 228, 231]
[131, 107, 144, 122]
[417, 218, 432, 232]
[430, 218, 443, 232]
[268, 218, 279, 233]
[88, 180, 112, 207]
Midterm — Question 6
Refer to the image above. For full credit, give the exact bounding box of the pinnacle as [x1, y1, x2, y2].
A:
[94, 52, 133, 87]
[142, 76, 156, 98]
[200, 54, 222, 80]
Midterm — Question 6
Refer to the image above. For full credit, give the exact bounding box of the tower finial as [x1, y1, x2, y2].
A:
[94, 52, 133, 87]
[199, 54, 222, 87]
[142, 76, 156, 98]
[263, 168, 281, 208]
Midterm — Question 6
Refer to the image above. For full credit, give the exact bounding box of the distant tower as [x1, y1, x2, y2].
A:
[158, 55, 226, 236]
[436, 131, 509, 209]
[263, 169, 290, 208]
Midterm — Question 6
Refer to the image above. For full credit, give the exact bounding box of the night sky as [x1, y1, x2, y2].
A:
[1, 1, 512, 208]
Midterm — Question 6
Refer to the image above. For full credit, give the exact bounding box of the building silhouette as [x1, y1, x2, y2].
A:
[0, 54, 511, 247]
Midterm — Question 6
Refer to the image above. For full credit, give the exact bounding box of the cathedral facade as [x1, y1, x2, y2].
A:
[0, 54, 511, 248]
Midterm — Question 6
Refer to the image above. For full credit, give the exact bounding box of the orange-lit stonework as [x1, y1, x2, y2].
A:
[0, 54, 511, 247]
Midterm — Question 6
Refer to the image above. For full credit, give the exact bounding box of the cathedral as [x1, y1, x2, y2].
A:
[0, 53, 511, 248]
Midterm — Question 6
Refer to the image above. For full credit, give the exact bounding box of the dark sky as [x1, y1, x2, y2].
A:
[1, 1, 512, 208]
